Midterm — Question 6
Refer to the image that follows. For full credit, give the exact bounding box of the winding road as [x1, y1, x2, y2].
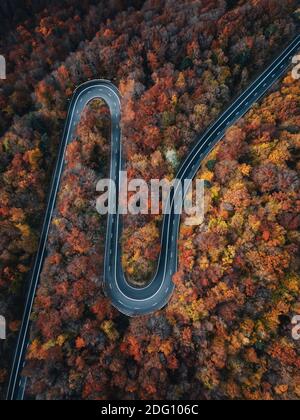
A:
[6, 34, 300, 400]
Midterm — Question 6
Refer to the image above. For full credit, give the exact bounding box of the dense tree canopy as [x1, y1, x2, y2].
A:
[0, 0, 299, 400]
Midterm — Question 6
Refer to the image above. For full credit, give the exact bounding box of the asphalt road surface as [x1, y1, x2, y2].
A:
[6, 34, 300, 400]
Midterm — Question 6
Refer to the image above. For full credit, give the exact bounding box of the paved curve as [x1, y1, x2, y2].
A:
[6, 35, 300, 400]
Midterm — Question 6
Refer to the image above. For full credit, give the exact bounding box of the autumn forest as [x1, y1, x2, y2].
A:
[0, 0, 300, 400]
